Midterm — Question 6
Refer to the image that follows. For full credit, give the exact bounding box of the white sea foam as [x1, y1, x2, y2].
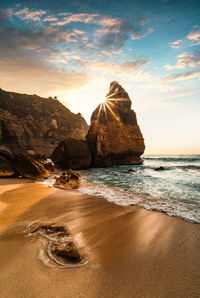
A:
[37, 155, 200, 223]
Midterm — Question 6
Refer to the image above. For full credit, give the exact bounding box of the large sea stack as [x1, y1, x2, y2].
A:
[0, 89, 88, 158]
[86, 81, 145, 167]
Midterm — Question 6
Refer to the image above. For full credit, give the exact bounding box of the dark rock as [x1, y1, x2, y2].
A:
[53, 169, 81, 189]
[50, 241, 81, 262]
[86, 81, 145, 167]
[155, 166, 165, 171]
[51, 137, 91, 170]
[13, 153, 49, 180]
[39, 160, 55, 172]
[0, 88, 89, 159]
[0, 146, 13, 161]
[0, 156, 14, 177]
[128, 168, 135, 173]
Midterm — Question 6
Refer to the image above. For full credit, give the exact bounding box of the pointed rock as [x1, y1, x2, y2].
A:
[86, 81, 145, 167]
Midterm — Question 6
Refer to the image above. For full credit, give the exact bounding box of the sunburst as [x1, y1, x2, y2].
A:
[105, 101, 120, 121]
[96, 97, 121, 122]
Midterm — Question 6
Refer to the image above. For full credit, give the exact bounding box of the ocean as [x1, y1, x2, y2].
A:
[40, 155, 200, 224]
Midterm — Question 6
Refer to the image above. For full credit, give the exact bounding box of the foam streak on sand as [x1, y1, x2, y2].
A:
[0, 179, 200, 297]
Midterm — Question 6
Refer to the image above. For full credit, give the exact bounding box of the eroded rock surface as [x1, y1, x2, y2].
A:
[86, 81, 145, 167]
[54, 169, 81, 189]
[0, 88, 88, 158]
[51, 137, 91, 170]
[0, 155, 14, 177]
[13, 153, 49, 180]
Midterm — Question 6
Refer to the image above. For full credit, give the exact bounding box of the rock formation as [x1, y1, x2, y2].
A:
[13, 153, 49, 180]
[86, 81, 145, 167]
[51, 137, 91, 170]
[0, 146, 14, 177]
[0, 88, 88, 158]
[54, 170, 81, 189]
[0, 156, 14, 177]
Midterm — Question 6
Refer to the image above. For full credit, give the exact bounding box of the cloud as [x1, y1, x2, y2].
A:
[15, 8, 46, 22]
[52, 13, 99, 26]
[165, 50, 200, 70]
[131, 28, 154, 40]
[169, 27, 200, 50]
[0, 8, 13, 19]
[94, 20, 153, 52]
[86, 57, 149, 80]
[168, 90, 199, 99]
[43, 16, 58, 22]
[187, 29, 200, 45]
[163, 69, 200, 82]
[0, 5, 153, 96]
[0, 56, 90, 95]
[1, 6, 151, 56]
[169, 39, 183, 49]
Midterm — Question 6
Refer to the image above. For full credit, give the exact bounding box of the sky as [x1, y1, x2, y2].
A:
[0, 0, 200, 154]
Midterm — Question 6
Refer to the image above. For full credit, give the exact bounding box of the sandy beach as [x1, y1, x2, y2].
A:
[0, 178, 200, 298]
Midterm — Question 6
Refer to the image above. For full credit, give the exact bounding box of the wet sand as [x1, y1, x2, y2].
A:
[0, 179, 200, 297]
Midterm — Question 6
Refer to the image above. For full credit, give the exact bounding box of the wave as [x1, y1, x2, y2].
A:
[137, 164, 200, 172]
[79, 181, 200, 224]
[143, 156, 200, 163]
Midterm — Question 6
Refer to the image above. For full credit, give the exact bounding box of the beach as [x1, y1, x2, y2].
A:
[0, 179, 200, 298]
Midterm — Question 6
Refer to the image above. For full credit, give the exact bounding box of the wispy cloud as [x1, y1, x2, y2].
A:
[163, 69, 200, 81]
[131, 27, 154, 40]
[0, 56, 90, 95]
[169, 27, 200, 50]
[165, 49, 200, 70]
[187, 28, 200, 45]
[169, 39, 183, 49]
[87, 58, 149, 75]
[168, 90, 199, 99]
[43, 16, 58, 22]
[1, 6, 152, 57]
[15, 8, 46, 22]
[0, 8, 13, 18]
[50, 13, 128, 29]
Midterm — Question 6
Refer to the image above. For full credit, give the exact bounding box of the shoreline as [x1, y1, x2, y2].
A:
[0, 178, 200, 297]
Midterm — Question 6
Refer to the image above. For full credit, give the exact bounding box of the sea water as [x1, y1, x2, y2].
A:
[40, 155, 200, 223]
[79, 155, 200, 223]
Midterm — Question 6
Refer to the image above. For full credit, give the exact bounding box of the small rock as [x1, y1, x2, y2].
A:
[53, 169, 81, 189]
[50, 241, 81, 262]
[155, 166, 165, 171]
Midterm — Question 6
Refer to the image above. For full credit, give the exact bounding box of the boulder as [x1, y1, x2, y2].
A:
[53, 170, 81, 189]
[86, 81, 145, 167]
[13, 153, 49, 180]
[0, 156, 14, 177]
[51, 137, 91, 170]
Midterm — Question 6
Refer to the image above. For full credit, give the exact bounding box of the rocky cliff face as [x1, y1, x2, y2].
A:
[86, 81, 145, 167]
[0, 89, 88, 158]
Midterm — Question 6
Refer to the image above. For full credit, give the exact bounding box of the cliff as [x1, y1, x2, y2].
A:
[0, 88, 88, 158]
[86, 81, 145, 167]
